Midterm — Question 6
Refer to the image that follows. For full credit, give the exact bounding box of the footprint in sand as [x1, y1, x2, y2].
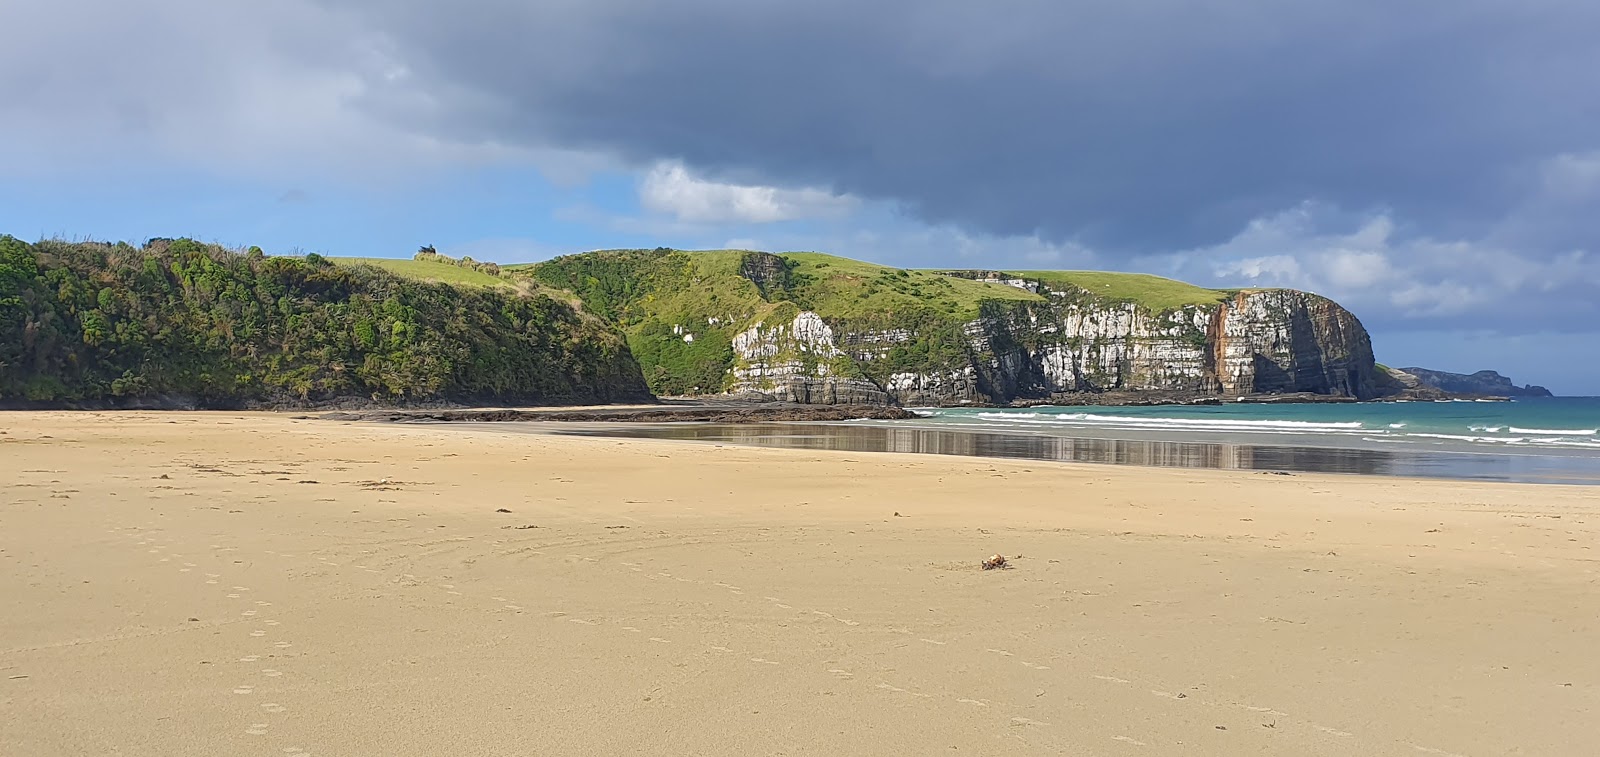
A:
[750, 658, 780, 666]
[649, 637, 671, 644]
[273, 642, 292, 649]
[262, 669, 283, 677]
[264, 620, 281, 626]
[1112, 735, 1147, 746]
[234, 685, 255, 695]
[957, 698, 989, 707]
[250, 630, 267, 637]
[239, 655, 260, 662]
[1094, 675, 1131, 684]
[227, 594, 241, 599]
[241, 611, 258, 617]
[246, 724, 269, 736]
[261, 703, 287, 713]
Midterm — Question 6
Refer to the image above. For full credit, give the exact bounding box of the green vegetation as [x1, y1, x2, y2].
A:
[1002, 270, 1234, 311]
[785, 253, 1040, 317]
[519, 249, 778, 395]
[0, 236, 649, 407]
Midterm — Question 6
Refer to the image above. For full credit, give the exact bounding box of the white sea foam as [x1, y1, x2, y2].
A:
[1408, 433, 1504, 444]
[1388, 423, 1407, 429]
[972, 412, 1365, 433]
[1508, 427, 1597, 436]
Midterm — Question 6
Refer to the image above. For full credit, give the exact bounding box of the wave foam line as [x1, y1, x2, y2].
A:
[973, 412, 1365, 432]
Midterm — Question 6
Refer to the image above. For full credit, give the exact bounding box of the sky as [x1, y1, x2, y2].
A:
[2, 1, 1597, 394]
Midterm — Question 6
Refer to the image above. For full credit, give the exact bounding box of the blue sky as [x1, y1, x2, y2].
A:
[2, 0, 1597, 394]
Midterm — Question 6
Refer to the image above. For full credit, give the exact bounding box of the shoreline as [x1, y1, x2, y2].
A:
[525, 421, 1600, 485]
[295, 402, 1600, 485]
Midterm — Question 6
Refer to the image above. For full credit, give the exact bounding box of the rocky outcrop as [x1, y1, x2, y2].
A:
[1396, 367, 1553, 397]
[730, 288, 1383, 406]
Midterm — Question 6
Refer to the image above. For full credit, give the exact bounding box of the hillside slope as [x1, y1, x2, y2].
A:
[0, 237, 650, 408]
[519, 248, 1381, 405]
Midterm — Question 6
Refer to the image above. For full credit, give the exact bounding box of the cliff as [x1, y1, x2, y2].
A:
[520, 249, 1384, 406]
[0, 237, 652, 408]
[1393, 367, 1553, 398]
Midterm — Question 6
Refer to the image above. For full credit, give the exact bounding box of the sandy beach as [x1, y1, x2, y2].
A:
[2, 411, 1597, 756]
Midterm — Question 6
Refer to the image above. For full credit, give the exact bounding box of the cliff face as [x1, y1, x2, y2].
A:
[729, 285, 1382, 405]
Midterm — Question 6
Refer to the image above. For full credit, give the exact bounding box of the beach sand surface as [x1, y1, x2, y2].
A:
[2, 412, 1597, 756]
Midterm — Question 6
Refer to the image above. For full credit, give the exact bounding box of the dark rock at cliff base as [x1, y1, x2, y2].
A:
[1392, 368, 1553, 398]
[318, 404, 917, 424]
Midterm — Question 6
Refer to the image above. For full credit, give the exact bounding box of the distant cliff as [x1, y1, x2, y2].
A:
[1390, 367, 1553, 398]
[521, 249, 1385, 406]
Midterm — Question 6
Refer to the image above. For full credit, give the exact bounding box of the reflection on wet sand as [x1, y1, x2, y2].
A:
[553, 423, 1600, 484]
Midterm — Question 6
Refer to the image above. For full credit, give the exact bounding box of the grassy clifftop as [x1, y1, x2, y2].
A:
[329, 257, 512, 288]
[1005, 270, 1233, 311]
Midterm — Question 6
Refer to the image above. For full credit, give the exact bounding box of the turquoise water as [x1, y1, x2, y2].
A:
[907, 397, 1600, 454]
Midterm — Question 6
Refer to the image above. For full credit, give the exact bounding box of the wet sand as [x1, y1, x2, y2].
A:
[3, 411, 1598, 756]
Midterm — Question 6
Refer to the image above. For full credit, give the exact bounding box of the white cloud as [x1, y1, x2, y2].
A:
[1186, 202, 1600, 327]
[638, 162, 857, 224]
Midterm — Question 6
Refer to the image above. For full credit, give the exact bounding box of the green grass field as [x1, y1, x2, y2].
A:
[330, 257, 510, 288]
[780, 251, 1043, 318]
[1003, 270, 1235, 311]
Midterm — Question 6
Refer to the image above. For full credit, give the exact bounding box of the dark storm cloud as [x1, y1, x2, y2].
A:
[335, 0, 1600, 252]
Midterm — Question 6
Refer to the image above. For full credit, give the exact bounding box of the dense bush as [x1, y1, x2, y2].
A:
[0, 236, 650, 407]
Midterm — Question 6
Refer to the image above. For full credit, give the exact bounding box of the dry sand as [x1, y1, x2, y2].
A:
[2, 411, 1597, 756]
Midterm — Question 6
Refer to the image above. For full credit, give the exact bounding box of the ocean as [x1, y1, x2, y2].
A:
[907, 397, 1600, 454]
[557, 397, 1600, 484]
